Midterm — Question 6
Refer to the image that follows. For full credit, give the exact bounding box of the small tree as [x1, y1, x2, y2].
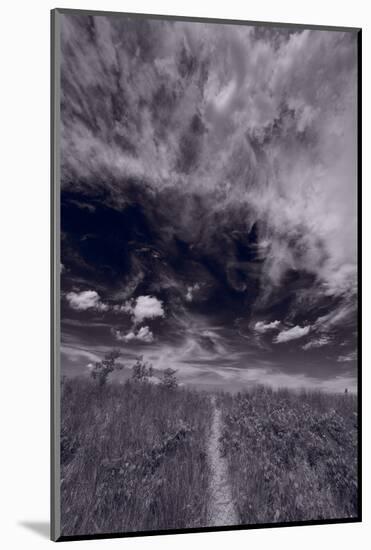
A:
[91, 350, 121, 387]
[131, 356, 154, 383]
[159, 368, 178, 390]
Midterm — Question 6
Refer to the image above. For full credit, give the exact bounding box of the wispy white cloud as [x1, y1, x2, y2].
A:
[254, 320, 280, 333]
[62, 318, 111, 328]
[274, 325, 311, 344]
[112, 325, 154, 343]
[61, 344, 102, 365]
[314, 301, 356, 332]
[66, 290, 109, 311]
[67, 293, 165, 325]
[337, 350, 357, 362]
[185, 283, 200, 302]
[302, 335, 331, 350]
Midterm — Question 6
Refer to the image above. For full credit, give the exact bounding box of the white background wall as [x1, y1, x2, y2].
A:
[0, 0, 369, 548]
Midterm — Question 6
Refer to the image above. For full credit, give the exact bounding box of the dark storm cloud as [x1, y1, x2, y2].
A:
[60, 14, 358, 392]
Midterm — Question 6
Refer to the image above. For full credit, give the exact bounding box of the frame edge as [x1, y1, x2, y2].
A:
[51, 7, 61, 543]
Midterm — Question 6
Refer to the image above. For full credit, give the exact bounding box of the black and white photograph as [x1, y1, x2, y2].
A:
[54, 9, 360, 540]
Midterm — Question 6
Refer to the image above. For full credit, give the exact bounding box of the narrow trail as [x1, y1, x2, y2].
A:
[207, 396, 238, 527]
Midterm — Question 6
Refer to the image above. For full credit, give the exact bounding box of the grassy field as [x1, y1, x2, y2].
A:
[60, 377, 358, 536]
[60, 377, 212, 536]
[218, 386, 358, 524]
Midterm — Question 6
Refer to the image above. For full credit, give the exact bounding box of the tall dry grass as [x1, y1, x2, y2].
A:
[60, 377, 358, 536]
[218, 386, 358, 524]
[60, 377, 212, 536]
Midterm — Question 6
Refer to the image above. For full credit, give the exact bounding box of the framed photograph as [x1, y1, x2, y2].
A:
[51, 8, 361, 542]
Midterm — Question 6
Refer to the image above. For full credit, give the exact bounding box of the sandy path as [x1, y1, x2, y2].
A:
[207, 396, 238, 527]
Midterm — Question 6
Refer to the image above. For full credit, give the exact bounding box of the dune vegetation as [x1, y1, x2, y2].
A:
[60, 375, 212, 536]
[60, 361, 358, 536]
[218, 386, 358, 524]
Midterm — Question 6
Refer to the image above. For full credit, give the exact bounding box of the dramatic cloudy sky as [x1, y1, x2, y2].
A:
[59, 13, 358, 392]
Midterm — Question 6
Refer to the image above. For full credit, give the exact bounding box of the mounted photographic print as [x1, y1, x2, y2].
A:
[51, 8, 361, 542]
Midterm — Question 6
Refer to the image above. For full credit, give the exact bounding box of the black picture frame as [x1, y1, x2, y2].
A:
[51, 8, 362, 542]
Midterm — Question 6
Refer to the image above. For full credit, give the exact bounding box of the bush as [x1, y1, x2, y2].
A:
[91, 350, 121, 387]
[131, 356, 154, 383]
[159, 368, 178, 390]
